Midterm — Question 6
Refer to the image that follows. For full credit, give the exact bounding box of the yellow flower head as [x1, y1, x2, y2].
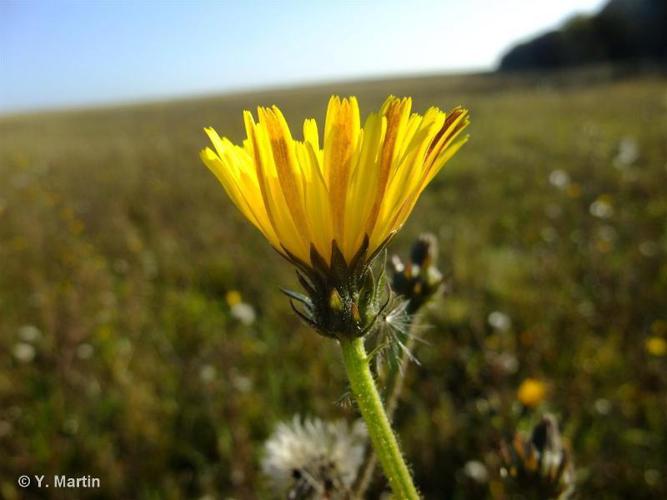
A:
[517, 378, 547, 408]
[225, 290, 242, 307]
[200, 95, 469, 271]
[645, 336, 667, 357]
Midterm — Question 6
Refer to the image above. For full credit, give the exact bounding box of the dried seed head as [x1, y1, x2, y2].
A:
[500, 414, 575, 499]
[262, 416, 367, 499]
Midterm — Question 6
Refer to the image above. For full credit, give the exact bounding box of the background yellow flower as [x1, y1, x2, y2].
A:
[646, 337, 667, 357]
[517, 378, 548, 407]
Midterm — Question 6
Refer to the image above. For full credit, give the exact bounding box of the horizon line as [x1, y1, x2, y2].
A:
[0, 66, 490, 119]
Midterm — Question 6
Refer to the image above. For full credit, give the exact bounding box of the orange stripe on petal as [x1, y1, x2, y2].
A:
[365, 97, 411, 250]
[260, 106, 310, 241]
[323, 96, 360, 248]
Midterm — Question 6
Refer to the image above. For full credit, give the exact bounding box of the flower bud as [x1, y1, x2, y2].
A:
[390, 233, 444, 313]
[500, 414, 575, 499]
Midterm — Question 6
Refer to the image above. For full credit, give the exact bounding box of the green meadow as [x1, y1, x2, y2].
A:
[1, 70, 666, 498]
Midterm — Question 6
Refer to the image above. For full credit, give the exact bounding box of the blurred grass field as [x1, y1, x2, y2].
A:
[1, 70, 666, 499]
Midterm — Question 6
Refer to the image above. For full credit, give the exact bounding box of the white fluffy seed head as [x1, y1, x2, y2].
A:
[261, 416, 367, 498]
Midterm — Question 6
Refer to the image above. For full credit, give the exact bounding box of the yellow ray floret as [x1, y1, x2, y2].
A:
[200, 95, 469, 268]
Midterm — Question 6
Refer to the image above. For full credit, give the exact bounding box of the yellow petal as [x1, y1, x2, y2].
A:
[200, 145, 280, 250]
[343, 112, 385, 258]
[259, 106, 310, 245]
[365, 96, 412, 251]
[323, 96, 361, 249]
[246, 110, 310, 262]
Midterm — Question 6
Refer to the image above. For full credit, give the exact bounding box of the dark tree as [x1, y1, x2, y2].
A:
[499, 0, 667, 71]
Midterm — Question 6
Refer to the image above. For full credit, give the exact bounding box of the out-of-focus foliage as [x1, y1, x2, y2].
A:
[500, 0, 667, 71]
[0, 70, 666, 499]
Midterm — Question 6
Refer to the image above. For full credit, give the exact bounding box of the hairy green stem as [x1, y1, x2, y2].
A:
[352, 314, 421, 497]
[339, 337, 419, 500]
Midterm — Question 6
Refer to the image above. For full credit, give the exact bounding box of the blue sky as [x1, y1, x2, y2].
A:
[0, 0, 606, 113]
